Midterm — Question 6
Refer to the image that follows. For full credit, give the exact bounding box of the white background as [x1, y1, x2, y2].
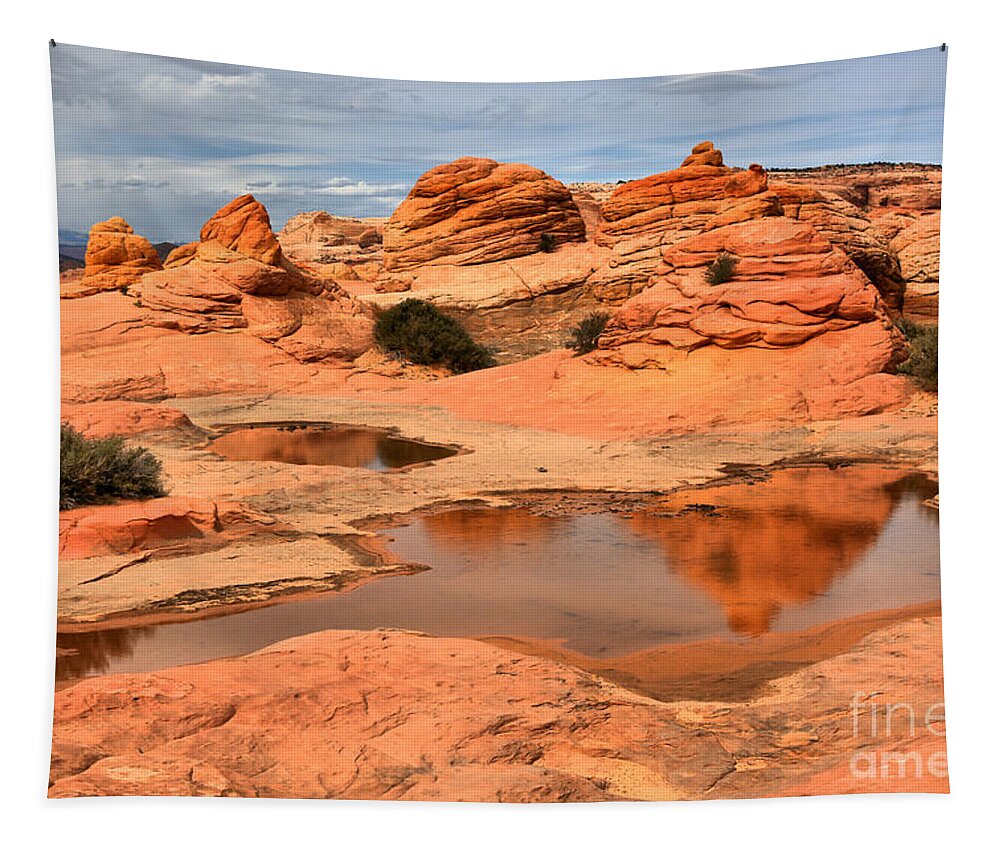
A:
[2, 2, 996, 847]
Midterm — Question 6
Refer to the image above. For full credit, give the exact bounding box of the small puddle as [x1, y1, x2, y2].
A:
[207, 423, 458, 470]
[56, 466, 940, 698]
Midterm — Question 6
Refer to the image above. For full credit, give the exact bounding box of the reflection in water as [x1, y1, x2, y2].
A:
[209, 424, 457, 470]
[628, 466, 939, 634]
[56, 467, 940, 685]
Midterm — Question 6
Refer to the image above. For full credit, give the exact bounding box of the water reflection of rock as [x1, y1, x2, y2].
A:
[56, 627, 153, 683]
[628, 466, 935, 635]
[417, 507, 569, 553]
[210, 426, 454, 469]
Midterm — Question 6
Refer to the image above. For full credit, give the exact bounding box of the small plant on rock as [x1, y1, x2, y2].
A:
[704, 251, 739, 285]
[60, 424, 167, 510]
[538, 233, 557, 253]
[895, 318, 938, 391]
[374, 299, 497, 374]
[567, 311, 610, 355]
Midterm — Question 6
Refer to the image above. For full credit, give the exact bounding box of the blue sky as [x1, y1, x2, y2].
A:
[51, 44, 947, 243]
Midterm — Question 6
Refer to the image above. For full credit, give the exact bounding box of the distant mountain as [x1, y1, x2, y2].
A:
[59, 254, 84, 272]
[152, 242, 180, 262]
[59, 245, 87, 262]
[58, 228, 89, 247]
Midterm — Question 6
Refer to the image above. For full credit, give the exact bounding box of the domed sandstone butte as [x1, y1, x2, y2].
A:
[132, 195, 373, 364]
[66, 217, 162, 298]
[589, 143, 782, 301]
[200, 194, 283, 264]
[380, 157, 587, 278]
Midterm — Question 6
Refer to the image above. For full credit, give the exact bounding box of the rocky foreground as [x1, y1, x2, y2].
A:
[50, 618, 946, 801]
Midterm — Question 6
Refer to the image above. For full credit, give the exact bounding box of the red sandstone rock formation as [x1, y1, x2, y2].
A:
[66, 217, 162, 298]
[772, 164, 942, 318]
[598, 217, 903, 358]
[61, 401, 194, 438]
[48, 620, 947, 800]
[590, 143, 782, 300]
[871, 209, 941, 320]
[58, 496, 280, 560]
[381, 157, 587, 278]
[133, 195, 373, 363]
[277, 211, 384, 282]
[771, 183, 904, 308]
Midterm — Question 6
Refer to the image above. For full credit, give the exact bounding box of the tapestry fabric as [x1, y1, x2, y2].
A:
[49, 43, 947, 801]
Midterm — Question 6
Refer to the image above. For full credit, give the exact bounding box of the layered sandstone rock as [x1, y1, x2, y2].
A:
[772, 183, 904, 308]
[380, 157, 587, 278]
[49, 619, 946, 800]
[61, 401, 194, 438]
[590, 143, 782, 301]
[773, 164, 942, 317]
[598, 217, 903, 356]
[58, 497, 280, 560]
[770, 164, 941, 211]
[133, 196, 373, 363]
[362, 241, 610, 361]
[585, 217, 909, 420]
[278, 211, 384, 282]
[890, 212, 941, 320]
[69, 217, 162, 297]
[871, 209, 941, 321]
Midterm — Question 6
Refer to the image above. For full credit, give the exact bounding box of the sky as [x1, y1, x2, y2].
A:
[50, 44, 947, 244]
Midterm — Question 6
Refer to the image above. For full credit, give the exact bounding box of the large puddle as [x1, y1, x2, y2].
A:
[208, 423, 458, 470]
[56, 466, 940, 695]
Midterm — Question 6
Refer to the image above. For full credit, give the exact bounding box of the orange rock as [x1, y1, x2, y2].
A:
[773, 182, 904, 308]
[48, 628, 733, 800]
[590, 143, 782, 301]
[885, 211, 940, 320]
[48, 620, 946, 800]
[58, 497, 279, 560]
[132, 197, 374, 363]
[381, 157, 586, 274]
[277, 211, 384, 282]
[61, 402, 194, 438]
[199, 194, 283, 265]
[79, 217, 162, 295]
[599, 217, 903, 360]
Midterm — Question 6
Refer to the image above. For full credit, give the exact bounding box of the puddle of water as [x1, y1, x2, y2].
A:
[56, 467, 940, 687]
[208, 423, 457, 470]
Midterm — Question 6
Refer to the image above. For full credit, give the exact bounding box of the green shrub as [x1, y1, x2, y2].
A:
[567, 311, 610, 355]
[373, 299, 497, 374]
[704, 251, 739, 285]
[895, 319, 938, 391]
[538, 233, 557, 253]
[60, 424, 167, 510]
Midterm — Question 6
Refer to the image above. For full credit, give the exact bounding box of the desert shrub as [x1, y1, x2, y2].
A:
[538, 233, 557, 253]
[374, 299, 497, 373]
[60, 424, 167, 510]
[567, 311, 610, 355]
[704, 251, 739, 285]
[895, 318, 938, 391]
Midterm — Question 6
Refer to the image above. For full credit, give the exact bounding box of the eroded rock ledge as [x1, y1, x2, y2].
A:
[49, 617, 946, 801]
